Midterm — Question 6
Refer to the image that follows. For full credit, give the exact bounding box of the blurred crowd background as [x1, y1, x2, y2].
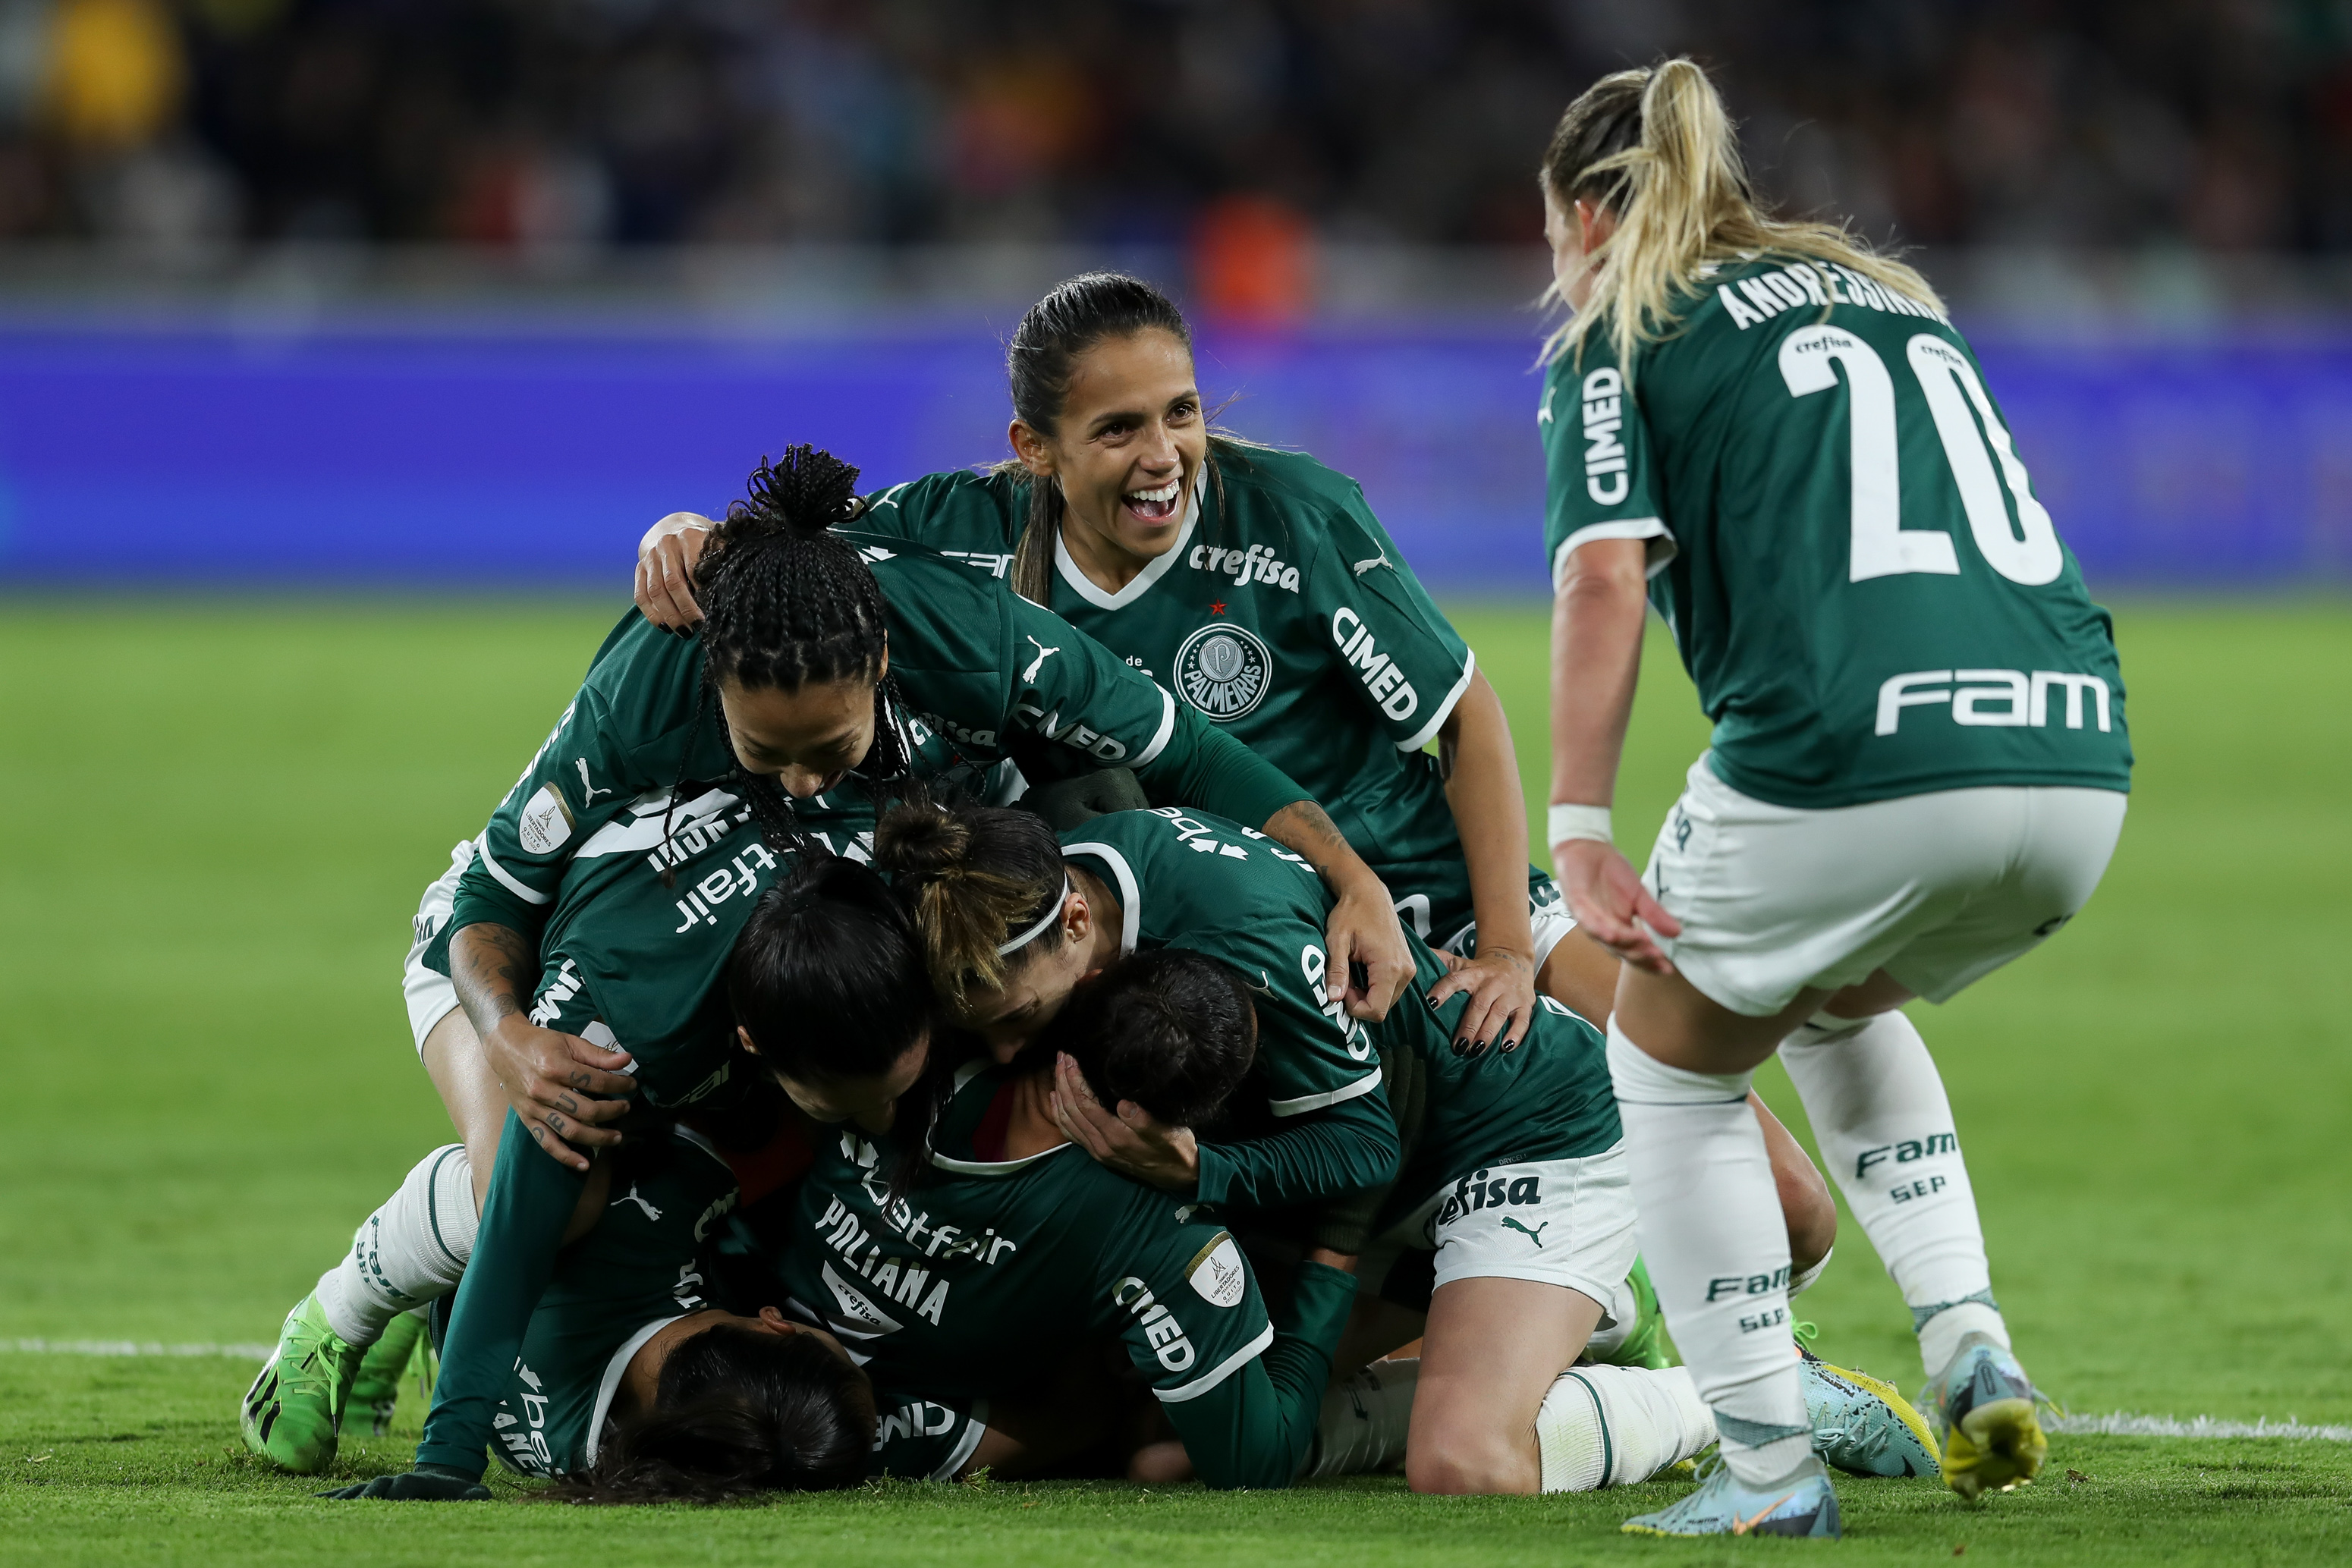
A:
[6, 0, 2347, 266]
[2, 2, 2346, 589]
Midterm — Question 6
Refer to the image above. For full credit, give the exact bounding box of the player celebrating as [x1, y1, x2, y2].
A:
[1537, 62, 2130, 1537]
[342, 442, 1409, 1499]
[730, 867, 1360, 1491]
[634, 270, 1825, 1214]
[867, 799, 1928, 1495]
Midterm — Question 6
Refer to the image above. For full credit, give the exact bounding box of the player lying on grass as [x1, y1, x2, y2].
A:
[867, 797, 1931, 1494]
[380, 444, 1410, 1494]
[1536, 61, 2130, 1536]
[633, 270, 1821, 1236]
[253, 1126, 882, 1502]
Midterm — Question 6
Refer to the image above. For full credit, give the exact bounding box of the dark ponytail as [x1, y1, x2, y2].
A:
[548, 1324, 875, 1505]
[1040, 947, 1256, 1130]
[729, 853, 934, 1085]
[1001, 273, 1202, 603]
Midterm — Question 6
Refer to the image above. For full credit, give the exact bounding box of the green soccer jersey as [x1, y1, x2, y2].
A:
[855, 454, 1514, 943]
[486, 1130, 741, 1479]
[442, 542, 1313, 949]
[1542, 256, 2132, 809]
[1061, 809, 1619, 1234]
[769, 1073, 1358, 1490]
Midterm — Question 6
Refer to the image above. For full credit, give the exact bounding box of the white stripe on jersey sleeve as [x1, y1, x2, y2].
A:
[1132, 687, 1178, 769]
[1549, 517, 1678, 591]
[928, 1414, 989, 1481]
[1395, 646, 1476, 754]
[1266, 1066, 1385, 1118]
[473, 836, 553, 906]
[1155, 1323, 1275, 1404]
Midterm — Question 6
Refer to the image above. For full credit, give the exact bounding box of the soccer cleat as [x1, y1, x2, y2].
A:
[1590, 1256, 1675, 1371]
[241, 1294, 367, 1474]
[1799, 1346, 1941, 1478]
[344, 1309, 426, 1438]
[1621, 1453, 1841, 1538]
[1922, 1334, 2049, 1500]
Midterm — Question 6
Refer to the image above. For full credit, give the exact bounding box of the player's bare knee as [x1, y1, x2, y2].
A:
[1404, 1420, 1536, 1495]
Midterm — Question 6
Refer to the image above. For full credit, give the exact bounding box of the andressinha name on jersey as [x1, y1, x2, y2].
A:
[1711, 257, 1950, 334]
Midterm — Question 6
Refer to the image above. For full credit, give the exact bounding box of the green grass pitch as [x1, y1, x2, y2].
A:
[2, 595, 2347, 1566]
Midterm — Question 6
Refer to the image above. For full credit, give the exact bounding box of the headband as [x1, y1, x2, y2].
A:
[997, 877, 1071, 957]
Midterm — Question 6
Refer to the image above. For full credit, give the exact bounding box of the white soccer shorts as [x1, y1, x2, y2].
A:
[1642, 756, 2128, 1017]
[401, 841, 474, 1054]
[1375, 1146, 1641, 1333]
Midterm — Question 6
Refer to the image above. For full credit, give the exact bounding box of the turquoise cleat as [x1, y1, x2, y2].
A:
[1800, 1346, 1942, 1478]
[1623, 1453, 1841, 1538]
[1922, 1333, 2049, 1500]
[241, 1294, 367, 1475]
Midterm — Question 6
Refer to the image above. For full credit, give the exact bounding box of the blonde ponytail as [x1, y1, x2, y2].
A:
[1543, 59, 1944, 377]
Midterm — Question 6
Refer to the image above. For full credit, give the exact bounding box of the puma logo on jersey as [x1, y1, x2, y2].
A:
[609, 1183, 662, 1222]
[1501, 1216, 1549, 1248]
[1875, 670, 2113, 736]
[1536, 387, 1556, 426]
[1351, 550, 1391, 577]
[574, 759, 612, 804]
[1020, 637, 1061, 681]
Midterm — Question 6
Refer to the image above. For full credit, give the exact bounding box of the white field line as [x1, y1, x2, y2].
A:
[5, 1340, 2348, 1445]
[2046, 1410, 2352, 1444]
[6, 1338, 272, 1360]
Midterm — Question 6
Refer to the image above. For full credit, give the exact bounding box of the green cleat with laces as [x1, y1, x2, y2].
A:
[241, 1294, 367, 1474]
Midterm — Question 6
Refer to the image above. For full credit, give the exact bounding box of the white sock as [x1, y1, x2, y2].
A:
[1302, 1357, 1419, 1478]
[1607, 1019, 1810, 1485]
[1536, 1363, 1718, 1491]
[1778, 1010, 2011, 1378]
[314, 1145, 476, 1347]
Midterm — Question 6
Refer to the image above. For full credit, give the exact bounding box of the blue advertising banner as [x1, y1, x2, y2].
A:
[0, 319, 2345, 589]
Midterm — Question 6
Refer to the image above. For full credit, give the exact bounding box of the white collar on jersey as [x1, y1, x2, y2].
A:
[1052, 466, 1206, 611]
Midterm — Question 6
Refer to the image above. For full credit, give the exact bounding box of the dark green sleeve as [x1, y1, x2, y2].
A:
[414, 1114, 586, 1480]
[1165, 1259, 1357, 1491]
[1135, 702, 1312, 832]
[1193, 1090, 1399, 1214]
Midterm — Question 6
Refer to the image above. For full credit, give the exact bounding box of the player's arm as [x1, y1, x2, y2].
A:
[1542, 347, 1679, 974]
[1153, 1253, 1359, 1490]
[1006, 590, 1410, 1020]
[1423, 668, 1541, 1050]
[1052, 1051, 1399, 1214]
[440, 683, 649, 1167]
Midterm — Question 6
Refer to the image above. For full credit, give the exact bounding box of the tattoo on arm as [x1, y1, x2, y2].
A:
[451, 923, 536, 1042]
[1266, 800, 1354, 881]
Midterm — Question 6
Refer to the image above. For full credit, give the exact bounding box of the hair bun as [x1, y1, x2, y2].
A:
[872, 799, 970, 880]
[734, 444, 865, 539]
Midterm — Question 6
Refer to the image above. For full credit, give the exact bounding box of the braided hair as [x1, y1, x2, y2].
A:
[667, 444, 913, 863]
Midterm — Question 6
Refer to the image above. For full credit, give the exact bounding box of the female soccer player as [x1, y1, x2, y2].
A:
[731, 869, 1359, 1491]
[1537, 63, 2130, 1537]
[358, 443, 1408, 1498]
[634, 270, 1823, 1202]
[280, 1126, 881, 1501]
[864, 799, 1923, 1496]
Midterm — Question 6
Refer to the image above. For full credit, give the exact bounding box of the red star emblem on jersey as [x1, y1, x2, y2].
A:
[1209, 602, 1226, 615]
